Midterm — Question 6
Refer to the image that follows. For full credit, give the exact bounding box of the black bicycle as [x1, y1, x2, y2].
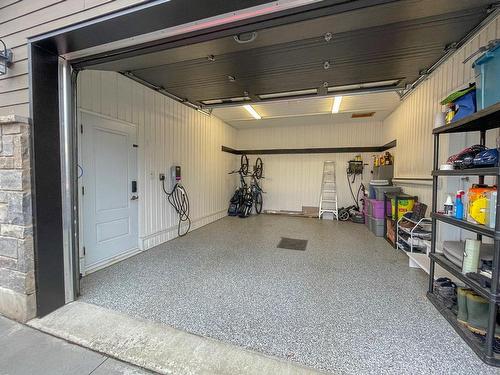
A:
[227, 156, 264, 217]
[249, 169, 263, 214]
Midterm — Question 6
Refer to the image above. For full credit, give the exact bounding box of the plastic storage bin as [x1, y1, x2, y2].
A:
[370, 217, 385, 237]
[473, 43, 500, 110]
[370, 185, 402, 200]
[369, 181, 389, 199]
[451, 90, 476, 122]
[368, 199, 391, 219]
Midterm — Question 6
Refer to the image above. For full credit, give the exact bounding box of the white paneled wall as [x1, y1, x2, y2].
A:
[384, 14, 500, 208]
[244, 153, 373, 212]
[78, 70, 237, 250]
[237, 121, 384, 211]
[238, 120, 383, 149]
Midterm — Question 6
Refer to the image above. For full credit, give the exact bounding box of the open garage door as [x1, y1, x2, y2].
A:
[26, 0, 500, 372]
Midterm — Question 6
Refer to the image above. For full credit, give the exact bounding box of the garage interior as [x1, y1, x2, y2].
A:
[28, 0, 500, 374]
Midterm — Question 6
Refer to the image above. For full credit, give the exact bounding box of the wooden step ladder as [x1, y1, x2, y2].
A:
[319, 161, 338, 220]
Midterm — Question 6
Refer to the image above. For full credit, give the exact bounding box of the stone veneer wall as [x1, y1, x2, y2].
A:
[0, 115, 35, 322]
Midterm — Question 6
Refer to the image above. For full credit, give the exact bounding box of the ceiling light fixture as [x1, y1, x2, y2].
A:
[197, 108, 212, 117]
[327, 79, 400, 93]
[331, 96, 343, 113]
[243, 104, 261, 120]
[259, 88, 317, 100]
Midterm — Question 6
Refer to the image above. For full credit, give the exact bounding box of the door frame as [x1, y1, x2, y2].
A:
[77, 109, 141, 276]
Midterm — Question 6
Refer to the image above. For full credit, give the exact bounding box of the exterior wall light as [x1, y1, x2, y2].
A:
[0, 39, 13, 76]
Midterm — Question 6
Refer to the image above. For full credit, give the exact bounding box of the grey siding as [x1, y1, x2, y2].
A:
[0, 0, 148, 117]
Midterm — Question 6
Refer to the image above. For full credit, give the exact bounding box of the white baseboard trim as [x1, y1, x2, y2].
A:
[84, 247, 142, 275]
[140, 209, 227, 250]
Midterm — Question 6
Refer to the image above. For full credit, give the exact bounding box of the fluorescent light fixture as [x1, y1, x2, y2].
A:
[327, 79, 400, 93]
[201, 96, 251, 105]
[259, 88, 317, 99]
[243, 104, 261, 120]
[201, 99, 223, 105]
[197, 108, 211, 117]
[331, 96, 343, 113]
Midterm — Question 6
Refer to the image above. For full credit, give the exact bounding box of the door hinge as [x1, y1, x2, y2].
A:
[80, 124, 83, 134]
[81, 186, 85, 195]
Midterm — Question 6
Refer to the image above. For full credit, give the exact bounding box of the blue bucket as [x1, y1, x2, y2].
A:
[473, 43, 500, 110]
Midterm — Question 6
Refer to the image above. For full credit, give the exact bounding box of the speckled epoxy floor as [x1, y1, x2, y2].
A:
[81, 215, 499, 374]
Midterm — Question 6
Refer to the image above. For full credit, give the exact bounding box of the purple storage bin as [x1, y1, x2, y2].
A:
[369, 199, 391, 219]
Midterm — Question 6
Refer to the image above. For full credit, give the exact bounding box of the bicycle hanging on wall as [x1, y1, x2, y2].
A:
[228, 155, 264, 218]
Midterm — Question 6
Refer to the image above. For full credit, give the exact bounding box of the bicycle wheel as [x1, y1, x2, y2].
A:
[338, 209, 350, 221]
[240, 154, 249, 175]
[254, 157, 263, 179]
[254, 191, 263, 214]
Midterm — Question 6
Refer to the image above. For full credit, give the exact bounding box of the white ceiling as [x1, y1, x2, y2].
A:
[211, 91, 400, 128]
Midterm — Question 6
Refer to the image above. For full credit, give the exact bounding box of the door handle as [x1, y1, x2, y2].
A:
[131, 195, 139, 201]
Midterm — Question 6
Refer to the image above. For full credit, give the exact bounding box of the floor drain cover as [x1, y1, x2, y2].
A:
[277, 237, 307, 251]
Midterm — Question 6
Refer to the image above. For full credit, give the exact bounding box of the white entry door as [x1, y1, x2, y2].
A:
[80, 111, 139, 273]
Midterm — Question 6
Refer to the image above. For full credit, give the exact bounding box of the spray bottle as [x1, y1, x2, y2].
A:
[455, 190, 465, 220]
[444, 194, 454, 216]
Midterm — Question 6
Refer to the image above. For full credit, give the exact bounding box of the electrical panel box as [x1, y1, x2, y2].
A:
[171, 165, 181, 184]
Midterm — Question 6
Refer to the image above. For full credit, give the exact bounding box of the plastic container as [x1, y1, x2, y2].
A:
[451, 90, 476, 122]
[370, 217, 385, 237]
[391, 197, 415, 220]
[368, 199, 391, 219]
[467, 186, 495, 224]
[473, 43, 500, 110]
[368, 180, 389, 199]
[455, 193, 464, 220]
[362, 205, 368, 226]
[370, 185, 402, 201]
